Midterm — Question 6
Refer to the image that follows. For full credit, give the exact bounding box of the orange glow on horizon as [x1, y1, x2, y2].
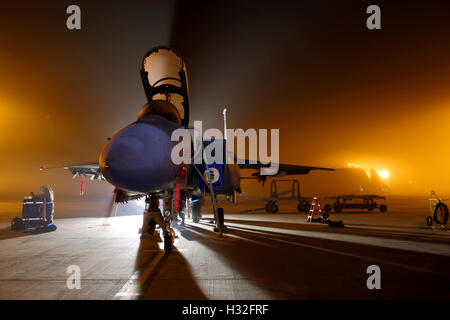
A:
[377, 170, 390, 180]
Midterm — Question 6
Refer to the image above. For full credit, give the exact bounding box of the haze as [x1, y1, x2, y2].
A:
[1, 0, 449, 202]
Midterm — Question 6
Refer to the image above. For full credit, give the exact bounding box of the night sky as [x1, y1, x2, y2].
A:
[1, 0, 450, 201]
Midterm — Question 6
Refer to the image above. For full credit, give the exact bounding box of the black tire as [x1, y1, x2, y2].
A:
[265, 202, 278, 213]
[322, 212, 330, 220]
[433, 202, 449, 226]
[324, 204, 332, 213]
[334, 204, 343, 213]
[192, 200, 201, 223]
[328, 220, 344, 228]
[298, 201, 310, 213]
[304, 202, 311, 213]
[44, 224, 57, 232]
[379, 204, 387, 213]
[426, 216, 433, 226]
[270, 203, 279, 214]
[164, 232, 172, 253]
[11, 217, 25, 231]
[264, 201, 279, 213]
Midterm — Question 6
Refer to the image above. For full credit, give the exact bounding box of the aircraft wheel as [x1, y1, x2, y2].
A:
[324, 204, 332, 213]
[426, 216, 433, 226]
[192, 200, 201, 223]
[164, 232, 172, 253]
[270, 203, 279, 214]
[379, 204, 388, 213]
[434, 202, 449, 226]
[265, 201, 273, 213]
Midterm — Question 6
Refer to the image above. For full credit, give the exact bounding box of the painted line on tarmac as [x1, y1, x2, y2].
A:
[227, 224, 450, 279]
[189, 220, 450, 278]
[136, 252, 170, 298]
[223, 218, 450, 243]
[190, 222, 276, 247]
[114, 251, 165, 299]
[224, 222, 450, 257]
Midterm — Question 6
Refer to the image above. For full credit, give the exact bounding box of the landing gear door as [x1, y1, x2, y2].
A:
[200, 140, 225, 191]
[141, 46, 190, 126]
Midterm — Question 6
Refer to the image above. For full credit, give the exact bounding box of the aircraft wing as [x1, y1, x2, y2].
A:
[238, 162, 334, 176]
[40, 162, 104, 180]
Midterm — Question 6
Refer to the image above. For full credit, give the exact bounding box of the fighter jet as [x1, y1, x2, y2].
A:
[42, 46, 333, 253]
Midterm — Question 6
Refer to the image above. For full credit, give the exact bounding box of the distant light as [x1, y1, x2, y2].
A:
[378, 170, 390, 180]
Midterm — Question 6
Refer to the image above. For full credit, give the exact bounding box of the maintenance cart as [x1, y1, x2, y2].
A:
[260, 179, 313, 214]
[11, 185, 57, 232]
[426, 191, 448, 227]
[323, 195, 387, 213]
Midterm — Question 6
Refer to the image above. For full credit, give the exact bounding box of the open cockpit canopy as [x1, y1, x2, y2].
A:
[140, 46, 190, 126]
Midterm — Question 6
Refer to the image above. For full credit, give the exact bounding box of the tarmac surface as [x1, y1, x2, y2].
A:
[0, 197, 450, 299]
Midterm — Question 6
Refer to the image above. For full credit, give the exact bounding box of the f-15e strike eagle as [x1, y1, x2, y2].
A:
[42, 46, 332, 253]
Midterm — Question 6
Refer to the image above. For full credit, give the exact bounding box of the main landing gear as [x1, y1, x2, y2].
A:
[213, 207, 227, 234]
[191, 197, 202, 223]
[163, 228, 176, 253]
[143, 196, 175, 253]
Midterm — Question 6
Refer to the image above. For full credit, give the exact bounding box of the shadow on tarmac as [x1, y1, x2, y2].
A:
[176, 220, 450, 299]
[0, 227, 45, 241]
[131, 234, 207, 300]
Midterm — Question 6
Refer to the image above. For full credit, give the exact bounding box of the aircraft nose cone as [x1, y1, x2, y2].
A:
[104, 133, 146, 167]
[99, 119, 180, 193]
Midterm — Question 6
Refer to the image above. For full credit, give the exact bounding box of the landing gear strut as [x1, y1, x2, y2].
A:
[191, 197, 202, 223]
[213, 207, 227, 233]
[163, 228, 175, 253]
[143, 196, 175, 253]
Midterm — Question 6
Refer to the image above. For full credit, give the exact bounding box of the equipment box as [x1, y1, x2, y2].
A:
[11, 185, 57, 232]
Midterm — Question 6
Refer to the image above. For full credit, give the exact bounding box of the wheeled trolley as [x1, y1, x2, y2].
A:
[324, 195, 387, 213]
[260, 179, 313, 214]
[11, 185, 57, 232]
[426, 191, 448, 227]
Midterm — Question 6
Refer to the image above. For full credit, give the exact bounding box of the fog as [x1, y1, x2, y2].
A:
[0, 1, 449, 206]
